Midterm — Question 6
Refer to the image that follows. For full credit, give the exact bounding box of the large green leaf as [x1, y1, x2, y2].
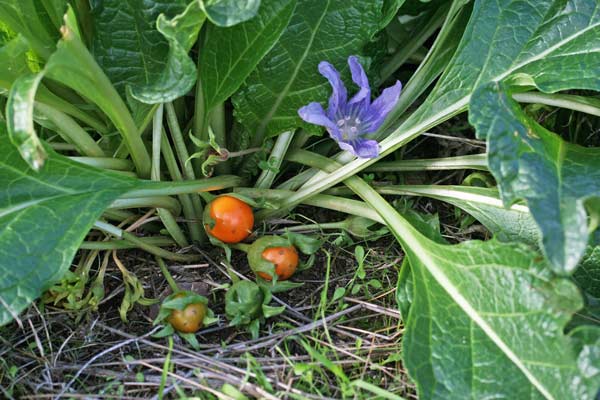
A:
[0, 35, 29, 92]
[199, 0, 296, 113]
[232, 0, 384, 140]
[200, 0, 260, 27]
[90, 0, 187, 98]
[352, 180, 600, 400]
[129, 1, 206, 104]
[0, 126, 138, 326]
[403, 238, 598, 400]
[470, 83, 600, 274]
[571, 246, 600, 328]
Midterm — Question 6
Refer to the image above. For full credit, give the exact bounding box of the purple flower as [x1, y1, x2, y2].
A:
[298, 56, 402, 158]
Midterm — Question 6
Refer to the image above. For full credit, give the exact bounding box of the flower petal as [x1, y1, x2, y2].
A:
[318, 61, 347, 117]
[347, 56, 370, 106]
[298, 102, 338, 132]
[336, 137, 380, 159]
[362, 80, 402, 132]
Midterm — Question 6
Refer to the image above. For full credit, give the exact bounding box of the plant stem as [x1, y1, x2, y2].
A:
[236, 187, 382, 223]
[156, 256, 180, 292]
[193, 64, 208, 141]
[69, 157, 133, 171]
[513, 91, 600, 117]
[230, 243, 251, 253]
[211, 103, 231, 175]
[165, 102, 206, 243]
[121, 175, 242, 198]
[93, 221, 201, 262]
[255, 130, 294, 189]
[365, 153, 489, 172]
[160, 130, 205, 243]
[80, 237, 175, 250]
[152, 104, 190, 247]
[35, 102, 105, 157]
[37, 85, 109, 135]
[379, 3, 449, 82]
[110, 196, 182, 215]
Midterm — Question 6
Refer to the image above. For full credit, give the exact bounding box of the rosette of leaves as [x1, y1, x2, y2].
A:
[225, 280, 284, 339]
[247, 233, 321, 289]
[153, 290, 217, 349]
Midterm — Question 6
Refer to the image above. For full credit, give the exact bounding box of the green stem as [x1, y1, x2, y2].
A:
[230, 243, 251, 253]
[513, 91, 600, 117]
[152, 104, 190, 247]
[156, 256, 180, 292]
[255, 130, 295, 189]
[165, 102, 205, 243]
[379, 3, 449, 82]
[161, 130, 206, 243]
[35, 102, 105, 157]
[121, 175, 242, 198]
[93, 221, 201, 262]
[236, 187, 383, 224]
[69, 157, 133, 171]
[365, 154, 489, 172]
[37, 85, 109, 135]
[193, 63, 208, 141]
[80, 237, 175, 250]
[211, 103, 230, 175]
[110, 196, 182, 216]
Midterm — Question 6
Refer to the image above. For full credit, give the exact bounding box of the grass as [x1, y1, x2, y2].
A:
[0, 232, 415, 399]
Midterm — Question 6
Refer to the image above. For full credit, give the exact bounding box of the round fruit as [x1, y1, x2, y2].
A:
[258, 246, 299, 281]
[167, 294, 207, 333]
[205, 195, 254, 243]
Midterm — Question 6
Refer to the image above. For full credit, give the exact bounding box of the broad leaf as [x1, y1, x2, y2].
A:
[199, 0, 296, 113]
[200, 0, 261, 27]
[362, 185, 600, 399]
[470, 84, 600, 274]
[0, 126, 138, 325]
[233, 0, 384, 140]
[90, 0, 187, 98]
[130, 1, 206, 104]
[571, 246, 600, 328]
[403, 238, 599, 400]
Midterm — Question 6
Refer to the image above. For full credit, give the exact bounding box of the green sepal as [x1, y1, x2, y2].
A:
[284, 232, 322, 255]
[153, 324, 175, 338]
[179, 332, 200, 350]
[247, 235, 290, 280]
[248, 319, 260, 340]
[257, 279, 303, 293]
[262, 304, 285, 319]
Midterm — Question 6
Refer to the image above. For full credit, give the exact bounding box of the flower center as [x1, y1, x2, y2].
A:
[336, 116, 361, 140]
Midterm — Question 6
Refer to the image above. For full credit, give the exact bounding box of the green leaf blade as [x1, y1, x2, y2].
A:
[0, 126, 138, 325]
[201, 0, 261, 27]
[470, 82, 600, 274]
[200, 0, 296, 112]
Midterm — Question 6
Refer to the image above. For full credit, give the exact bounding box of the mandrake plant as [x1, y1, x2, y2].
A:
[1, 0, 599, 399]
